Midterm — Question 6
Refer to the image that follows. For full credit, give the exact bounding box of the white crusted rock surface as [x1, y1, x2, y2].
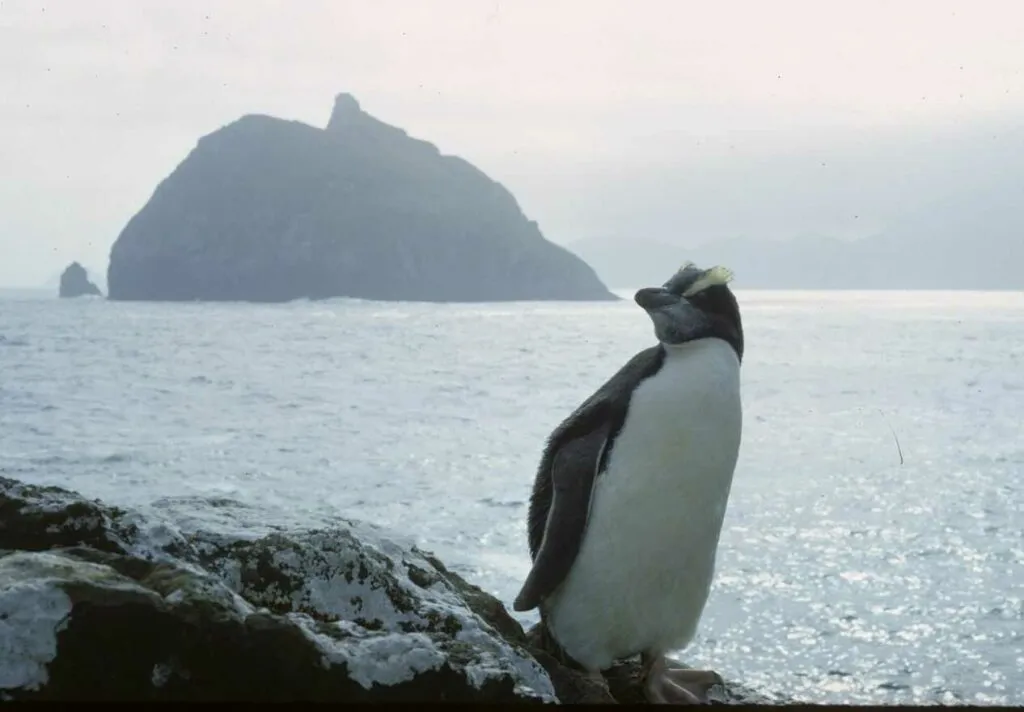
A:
[0, 476, 554, 702]
[0, 475, 774, 704]
[192, 527, 555, 700]
[0, 553, 75, 692]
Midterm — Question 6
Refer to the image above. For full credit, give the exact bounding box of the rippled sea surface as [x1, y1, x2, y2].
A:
[1, 288, 1022, 704]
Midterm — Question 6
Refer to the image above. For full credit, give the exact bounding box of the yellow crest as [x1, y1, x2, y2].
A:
[682, 265, 734, 297]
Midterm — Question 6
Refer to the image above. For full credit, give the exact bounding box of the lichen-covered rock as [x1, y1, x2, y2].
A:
[0, 477, 778, 704]
[0, 477, 552, 702]
[189, 530, 553, 697]
[0, 547, 554, 702]
[0, 477, 194, 562]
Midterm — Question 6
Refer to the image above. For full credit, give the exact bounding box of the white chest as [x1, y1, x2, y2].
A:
[604, 338, 742, 512]
[544, 338, 743, 670]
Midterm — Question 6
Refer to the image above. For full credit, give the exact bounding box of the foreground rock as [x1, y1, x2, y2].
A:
[106, 93, 615, 303]
[0, 477, 552, 701]
[57, 262, 102, 298]
[0, 477, 774, 703]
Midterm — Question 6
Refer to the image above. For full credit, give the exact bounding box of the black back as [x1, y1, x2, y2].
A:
[513, 346, 666, 612]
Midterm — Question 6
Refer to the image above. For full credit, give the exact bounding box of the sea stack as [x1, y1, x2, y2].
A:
[58, 262, 102, 298]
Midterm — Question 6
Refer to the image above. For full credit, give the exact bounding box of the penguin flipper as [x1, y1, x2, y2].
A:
[513, 408, 612, 612]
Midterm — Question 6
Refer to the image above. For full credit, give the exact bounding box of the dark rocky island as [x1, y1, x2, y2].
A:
[0, 476, 783, 703]
[58, 262, 102, 298]
[106, 93, 615, 303]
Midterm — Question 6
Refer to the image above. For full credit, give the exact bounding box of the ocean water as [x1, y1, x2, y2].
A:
[1, 288, 1022, 705]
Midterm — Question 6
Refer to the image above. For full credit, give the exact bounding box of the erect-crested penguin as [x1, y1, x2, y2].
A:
[513, 262, 744, 704]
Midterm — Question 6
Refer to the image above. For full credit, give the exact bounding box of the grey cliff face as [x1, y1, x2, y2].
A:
[106, 94, 616, 303]
[58, 262, 102, 298]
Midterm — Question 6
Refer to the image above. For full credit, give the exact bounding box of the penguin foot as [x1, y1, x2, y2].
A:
[642, 654, 723, 705]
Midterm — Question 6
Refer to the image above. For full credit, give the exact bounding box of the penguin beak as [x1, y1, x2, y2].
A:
[634, 287, 680, 310]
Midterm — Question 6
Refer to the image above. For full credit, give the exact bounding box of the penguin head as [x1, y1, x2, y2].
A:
[634, 262, 744, 361]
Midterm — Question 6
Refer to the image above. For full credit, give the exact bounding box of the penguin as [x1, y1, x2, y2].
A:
[513, 262, 744, 704]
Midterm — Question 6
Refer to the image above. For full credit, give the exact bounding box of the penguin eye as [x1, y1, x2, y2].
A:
[688, 289, 718, 311]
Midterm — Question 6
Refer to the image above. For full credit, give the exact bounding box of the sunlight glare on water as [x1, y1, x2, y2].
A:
[1, 289, 1022, 704]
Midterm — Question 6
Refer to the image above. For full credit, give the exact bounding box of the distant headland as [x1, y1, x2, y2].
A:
[106, 93, 615, 303]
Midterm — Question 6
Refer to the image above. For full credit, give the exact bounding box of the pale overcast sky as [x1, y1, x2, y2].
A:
[1, 0, 1023, 286]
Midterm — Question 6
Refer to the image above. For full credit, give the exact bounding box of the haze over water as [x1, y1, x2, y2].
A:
[3, 1, 1024, 287]
[2, 289, 1021, 705]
